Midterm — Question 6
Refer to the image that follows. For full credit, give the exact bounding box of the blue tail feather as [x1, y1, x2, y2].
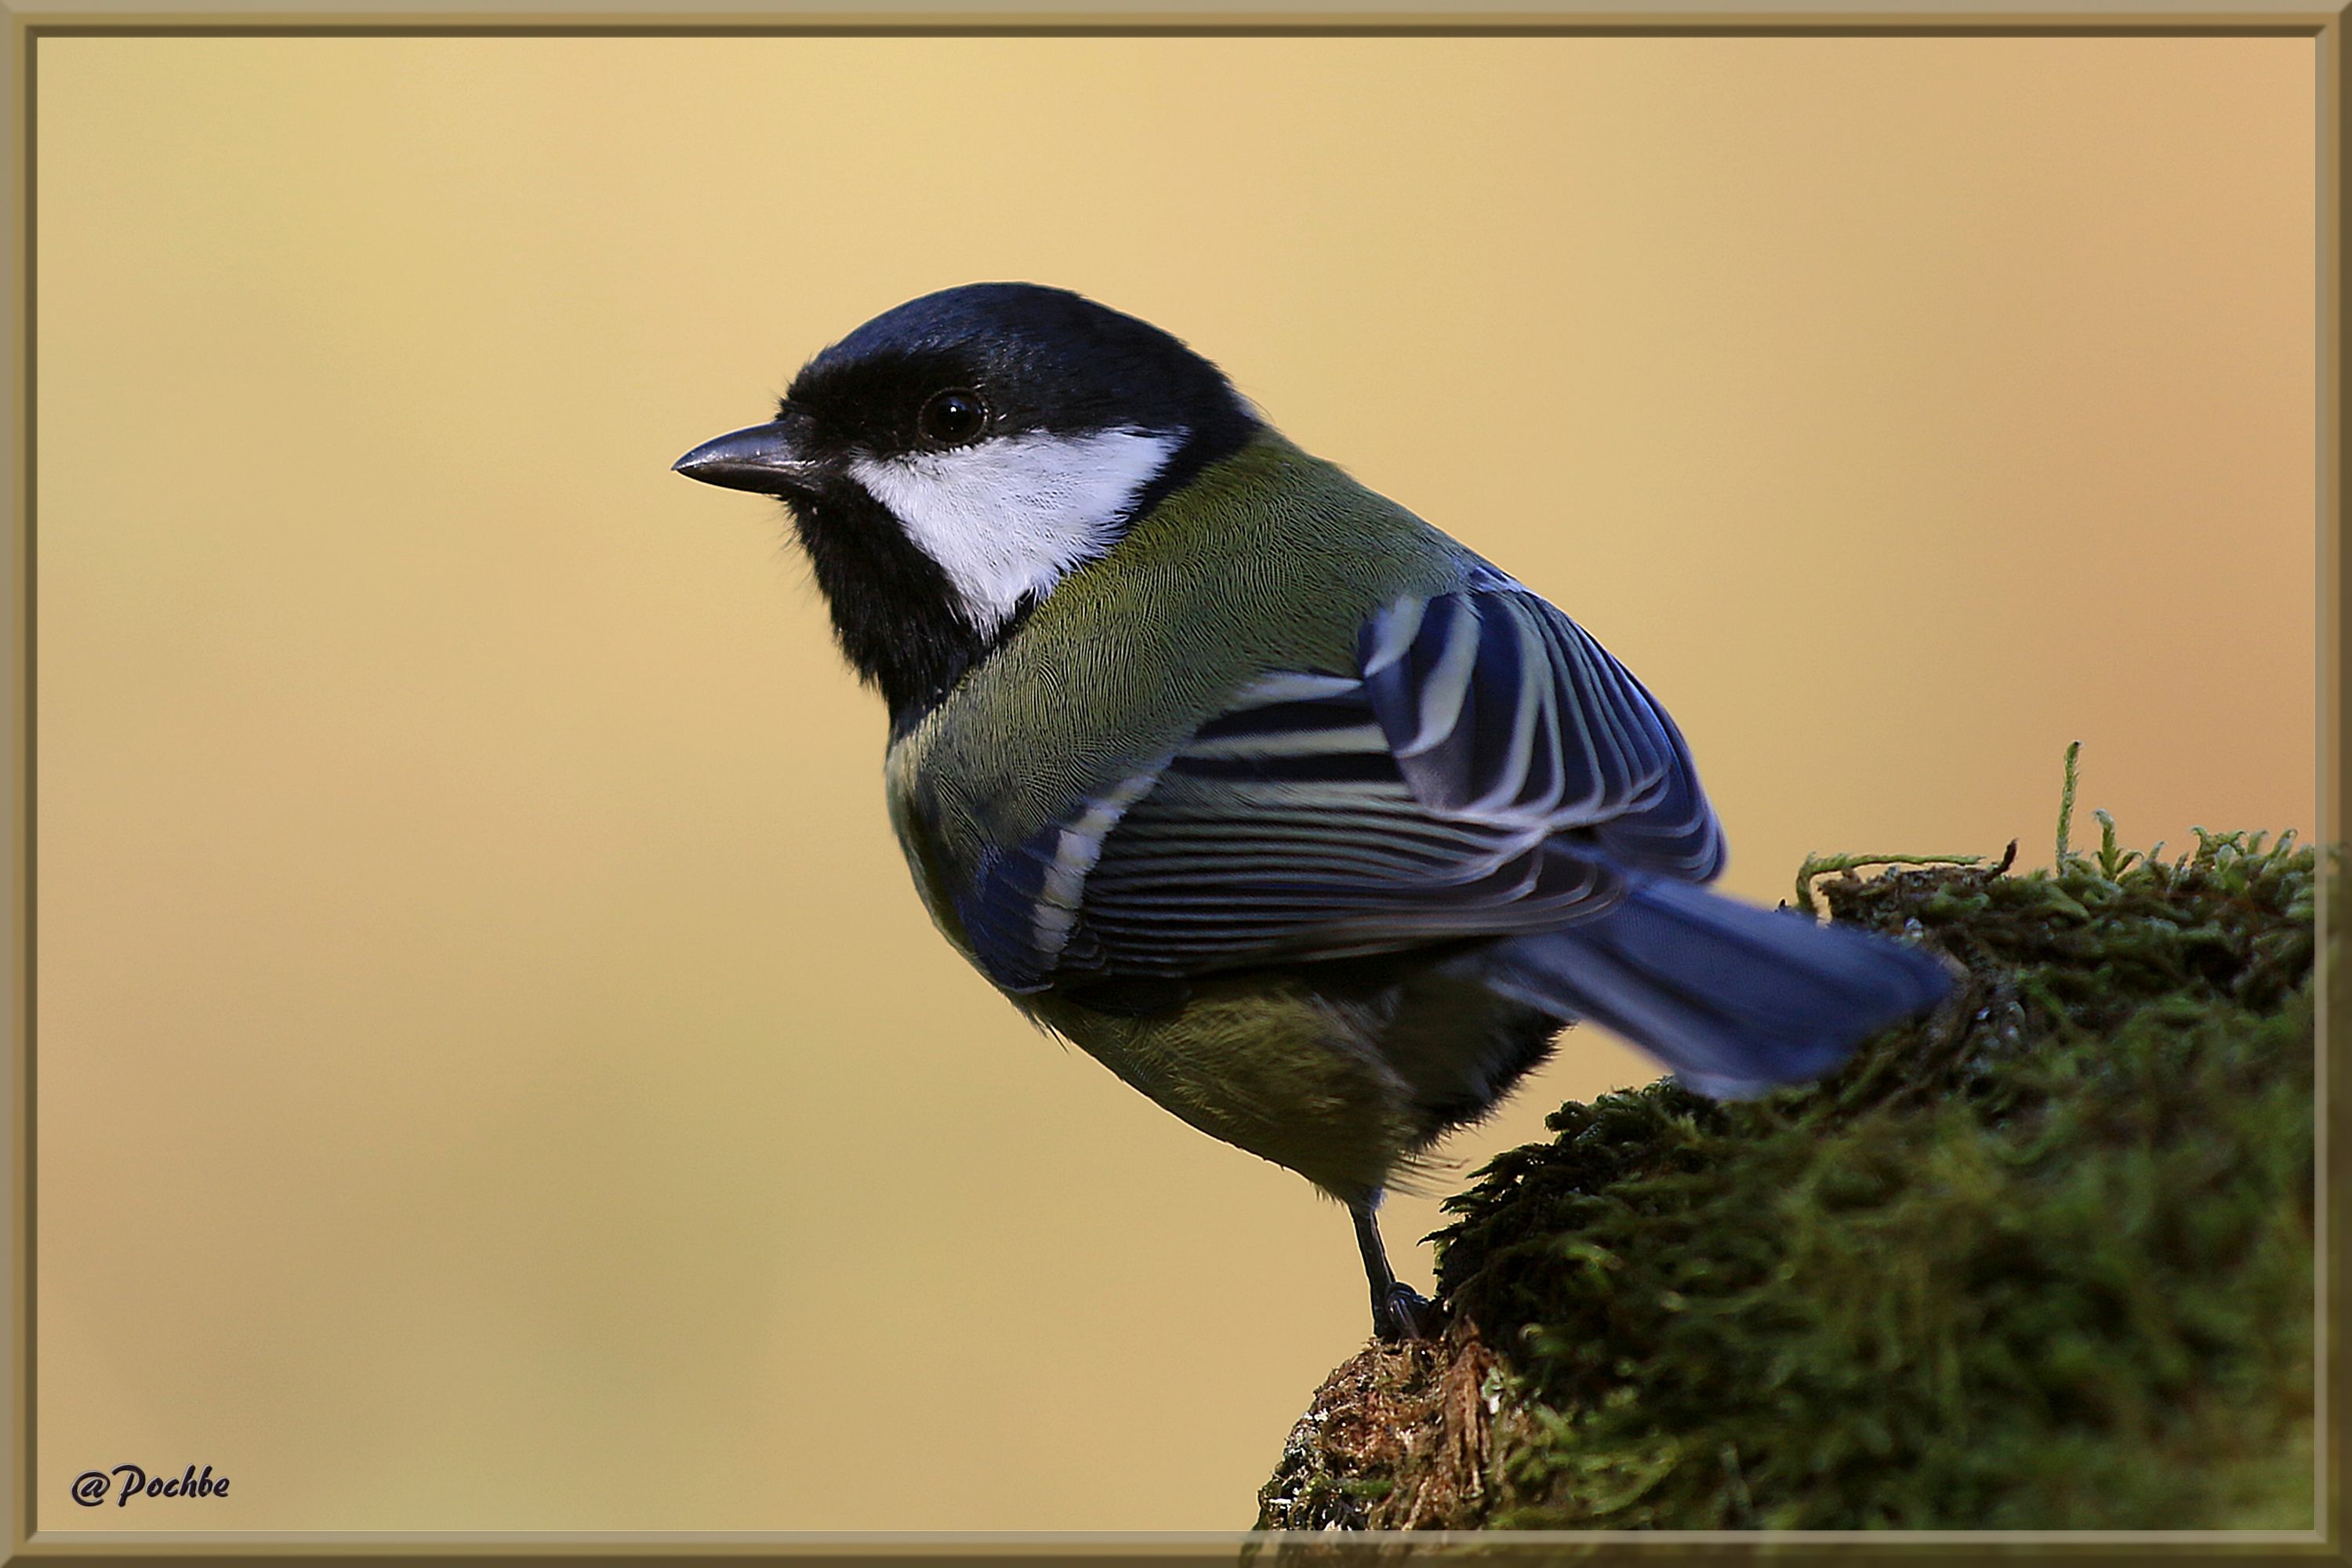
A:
[1483, 878, 1954, 1099]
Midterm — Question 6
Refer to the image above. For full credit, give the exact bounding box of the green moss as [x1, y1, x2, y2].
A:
[1258, 783, 2321, 1532]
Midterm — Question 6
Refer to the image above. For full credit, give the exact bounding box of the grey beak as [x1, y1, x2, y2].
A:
[672, 419, 822, 495]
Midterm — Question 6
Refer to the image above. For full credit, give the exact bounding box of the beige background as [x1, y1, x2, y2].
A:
[34, 34, 2316, 1532]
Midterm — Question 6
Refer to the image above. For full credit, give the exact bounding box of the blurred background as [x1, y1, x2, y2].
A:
[34, 32, 2315, 1532]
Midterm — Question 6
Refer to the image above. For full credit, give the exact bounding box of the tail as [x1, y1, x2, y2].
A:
[1482, 877, 1954, 1099]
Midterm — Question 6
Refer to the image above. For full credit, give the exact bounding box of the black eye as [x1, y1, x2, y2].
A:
[916, 388, 987, 448]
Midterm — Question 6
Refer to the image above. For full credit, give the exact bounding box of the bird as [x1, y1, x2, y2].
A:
[673, 282, 1953, 1341]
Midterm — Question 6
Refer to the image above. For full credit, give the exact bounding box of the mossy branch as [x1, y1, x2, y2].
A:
[1792, 850, 1988, 916]
[1259, 750, 2321, 1534]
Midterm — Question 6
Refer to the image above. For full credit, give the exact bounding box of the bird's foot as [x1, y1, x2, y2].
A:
[1374, 1283, 1437, 1343]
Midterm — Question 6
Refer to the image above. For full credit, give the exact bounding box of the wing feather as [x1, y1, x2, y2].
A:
[951, 587, 1723, 993]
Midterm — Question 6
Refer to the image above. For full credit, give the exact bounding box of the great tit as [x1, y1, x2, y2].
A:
[675, 282, 1952, 1341]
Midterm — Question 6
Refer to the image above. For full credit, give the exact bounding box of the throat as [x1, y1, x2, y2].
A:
[788, 489, 1019, 728]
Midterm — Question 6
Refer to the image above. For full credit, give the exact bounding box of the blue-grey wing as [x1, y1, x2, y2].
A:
[953, 589, 1723, 993]
[1359, 590, 1722, 879]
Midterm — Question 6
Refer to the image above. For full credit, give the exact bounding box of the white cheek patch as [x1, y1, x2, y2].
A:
[848, 428, 1179, 633]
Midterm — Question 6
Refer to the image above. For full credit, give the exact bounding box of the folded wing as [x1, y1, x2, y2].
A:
[953, 589, 1725, 994]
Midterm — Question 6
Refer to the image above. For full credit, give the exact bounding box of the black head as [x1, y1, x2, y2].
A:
[673, 283, 1258, 727]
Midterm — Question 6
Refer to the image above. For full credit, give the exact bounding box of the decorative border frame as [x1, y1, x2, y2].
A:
[2, 5, 2337, 1563]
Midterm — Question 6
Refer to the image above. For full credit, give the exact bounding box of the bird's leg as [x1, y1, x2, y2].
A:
[1351, 1195, 1435, 1342]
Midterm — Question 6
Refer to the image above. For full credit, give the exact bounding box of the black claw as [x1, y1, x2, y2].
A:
[1376, 1283, 1436, 1342]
